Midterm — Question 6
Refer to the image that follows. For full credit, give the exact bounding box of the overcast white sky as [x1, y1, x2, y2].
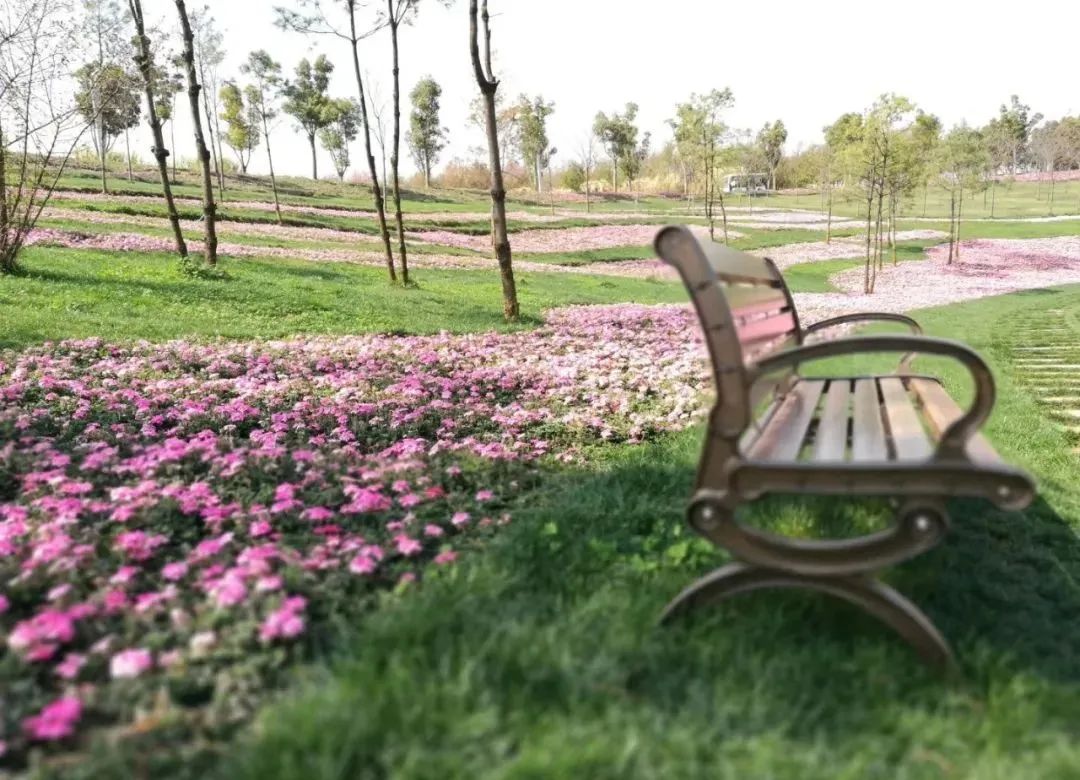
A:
[135, 0, 1080, 180]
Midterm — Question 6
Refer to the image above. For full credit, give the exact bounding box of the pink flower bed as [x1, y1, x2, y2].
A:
[812, 237, 1080, 311]
[48, 190, 557, 224]
[24, 227, 499, 273]
[408, 224, 739, 254]
[758, 231, 948, 270]
[1001, 170, 1080, 183]
[0, 304, 713, 760]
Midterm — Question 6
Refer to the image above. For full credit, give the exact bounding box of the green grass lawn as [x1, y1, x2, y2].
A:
[197, 285, 1080, 780]
[0, 247, 686, 349]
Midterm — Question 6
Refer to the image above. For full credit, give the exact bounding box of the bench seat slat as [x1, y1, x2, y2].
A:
[813, 379, 850, 462]
[909, 378, 1002, 464]
[747, 380, 825, 462]
[852, 379, 888, 461]
[879, 378, 933, 460]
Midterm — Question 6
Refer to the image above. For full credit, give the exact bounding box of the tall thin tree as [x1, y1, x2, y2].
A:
[275, 0, 397, 282]
[175, 0, 218, 266]
[127, 0, 187, 261]
[469, 0, 518, 320]
[242, 50, 284, 224]
[382, 0, 419, 284]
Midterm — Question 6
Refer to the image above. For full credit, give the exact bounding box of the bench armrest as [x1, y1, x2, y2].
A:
[748, 335, 995, 460]
[803, 313, 923, 372]
[803, 312, 923, 337]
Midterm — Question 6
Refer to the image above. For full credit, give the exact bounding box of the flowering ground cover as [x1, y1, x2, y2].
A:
[817, 236, 1080, 311]
[49, 189, 564, 225]
[0, 304, 715, 766]
[407, 224, 740, 253]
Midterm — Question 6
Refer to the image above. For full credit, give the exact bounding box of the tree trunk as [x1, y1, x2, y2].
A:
[347, 1, 396, 282]
[864, 187, 873, 294]
[387, 8, 409, 285]
[309, 133, 317, 179]
[0, 115, 11, 273]
[955, 186, 963, 263]
[169, 99, 177, 180]
[129, 0, 187, 261]
[584, 164, 590, 213]
[470, 0, 518, 321]
[947, 191, 955, 265]
[125, 128, 133, 181]
[719, 193, 729, 244]
[210, 86, 226, 194]
[175, 0, 217, 266]
[99, 114, 108, 194]
[825, 184, 833, 244]
[201, 87, 223, 200]
[891, 196, 897, 265]
[990, 179, 996, 219]
[262, 113, 283, 225]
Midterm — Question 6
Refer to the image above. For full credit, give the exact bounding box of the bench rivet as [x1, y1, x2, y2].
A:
[913, 515, 933, 533]
[998, 486, 1011, 498]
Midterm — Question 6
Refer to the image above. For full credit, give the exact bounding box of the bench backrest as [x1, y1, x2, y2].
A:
[654, 225, 800, 437]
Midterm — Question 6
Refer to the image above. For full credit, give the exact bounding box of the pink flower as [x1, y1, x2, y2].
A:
[249, 519, 272, 537]
[9, 610, 75, 657]
[394, 534, 422, 557]
[423, 524, 444, 538]
[56, 652, 87, 680]
[0, 594, 8, 614]
[342, 487, 391, 514]
[258, 596, 306, 641]
[255, 575, 283, 592]
[301, 506, 334, 522]
[259, 599, 306, 642]
[161, 561, 188, 581]
[115, 530, 167, 561]
[434, 550, 458, 565]
[110, 648, 153, 679]
[109, 565, 139, 586]
[348, 554, 377, 575]
[475, 490, 494, 502]
[209, 574, 247, 608]
[23, 697, 82, 741]
[451, 512, 470, 527]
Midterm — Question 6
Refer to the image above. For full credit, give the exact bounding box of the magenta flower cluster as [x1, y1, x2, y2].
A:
[0, 304, 709, 761]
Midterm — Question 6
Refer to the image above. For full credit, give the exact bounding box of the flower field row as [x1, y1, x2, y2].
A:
[407, 224, 738, 253]
[49, 191, 562, 224]
[818, 237, 1080, 311]
[0, 304, 711, 763]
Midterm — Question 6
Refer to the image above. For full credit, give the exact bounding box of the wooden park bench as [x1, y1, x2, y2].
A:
[654, 225, 1036, 668]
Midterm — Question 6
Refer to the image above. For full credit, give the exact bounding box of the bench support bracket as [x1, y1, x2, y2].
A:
[659, 561, 953, 669]
[661, 497, 955, 669]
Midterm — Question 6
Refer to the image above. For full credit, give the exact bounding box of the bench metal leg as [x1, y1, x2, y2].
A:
[659, 562, 953, 669]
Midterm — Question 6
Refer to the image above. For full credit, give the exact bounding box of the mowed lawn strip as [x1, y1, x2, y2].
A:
[0, 247, 687, 349]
